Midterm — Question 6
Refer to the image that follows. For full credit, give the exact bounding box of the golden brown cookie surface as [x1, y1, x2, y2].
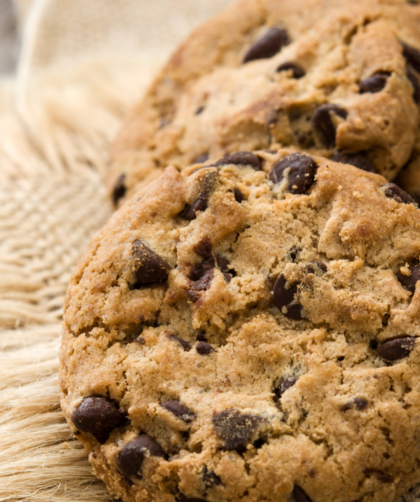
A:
[62, 149, 420, 502]
[108, 0, 420, 206]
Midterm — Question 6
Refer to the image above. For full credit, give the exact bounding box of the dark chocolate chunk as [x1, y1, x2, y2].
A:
[194, 238, 213, 261]
[216, 256, 230, 273]
[383, 183, 415, 205]
[331, 152, 376, 173]
[273, 273, 303, 319]
[210, 151, 261, 171]
[132, 240, 172, 286]
[196, 331, 208, 342]
[71, 396, 125, 439]
[234, 188, 245, 202]
[402, 42, 420, 73]
[180, 198, 208, 220]
[305, 261, 327, 274]
[397, 263, 420, 294]
[166, 334, 191, 352]
[312, 104, 348, 148]
[195, 268, 214, 291]
[377, 337, 416, 361]
[162, 401, 195, 422]
[187, 290, 201, 303]
[359, 72, 390, 93]
[243, 26, 290, 63]
[117, 434, 165, 479]
[196, 342, 215, 355]
[270, 153, 317, 194]
[212, 409, 263, 451]
[276, 62, 305, 78]
[112, 174, 127, 206]
[274, 376, 298, 400]
[189, 262, 214, 282]
[203, 467, 222, 488]
[292, 485, 313, 502]
[407, 66, 420, 103]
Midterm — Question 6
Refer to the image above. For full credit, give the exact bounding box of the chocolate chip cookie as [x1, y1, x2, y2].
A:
[61, 149, 420, 502]
[107, 0, 420, 206]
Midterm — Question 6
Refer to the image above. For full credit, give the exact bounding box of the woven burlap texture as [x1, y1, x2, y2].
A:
[0, 0, 419, 501]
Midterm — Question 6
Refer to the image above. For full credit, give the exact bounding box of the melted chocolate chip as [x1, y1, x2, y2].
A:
[216, 256, 230, 273]
[117, 434, 165, 479]
[189, 262, 214, 282]
[402, 42, 420, 73]
[112, 174, 127, 206]
[194, 268, 214, 291]
[180, 198, 208, 220]
[312, 104, 348, 148]
[196, 342, 215, 355]
[331, 152, 376, 173]
[407, 66, 420, 103]
[397, 263, 420, 294]
[270, 153, 317, 194]
[359, 72, 390, 93]
[211, 151, 261, 171]
[274, 376, 298, 400]
[243, 27, 290, 63]
[377, 337, 416, 361]
[234, 188, 245, 202]
[132, 240, 172, 286]
[212, 409, 263, 451]
[166, 334, 191, 352]
[341, 397, 368, 412]
[276, 62, 306, 78]
[305, 261, 327, 274]
[162, 401, 195, 422]
[71, 397, 125, 441]
[383, 183, 415, 205]
[194, 238, 213, 261]
[273, 273, 303, 320]
[292, 485, 313, 502]
[203, 467, 222, 488]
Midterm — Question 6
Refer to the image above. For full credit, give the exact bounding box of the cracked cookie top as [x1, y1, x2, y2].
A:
[107, 0, 420, 206]
[61, 149, 420, 502]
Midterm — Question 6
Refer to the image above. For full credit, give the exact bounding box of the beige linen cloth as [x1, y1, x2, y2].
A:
[0, 1, 419, 501]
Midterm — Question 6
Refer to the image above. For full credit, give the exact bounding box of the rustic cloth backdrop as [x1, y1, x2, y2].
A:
[0, 1, 419, 501]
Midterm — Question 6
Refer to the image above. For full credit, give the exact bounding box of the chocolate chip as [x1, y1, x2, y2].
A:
[180, 198, 208, 220]
[196, 331, 208, 342]
[407, 66, 420, 103]
[117, 434, 165, 479]
[341, 397, 368, 412]
[383, 183, 415, 205]
[359, 72, 390, 93]
[203, 467, 222, 488]
[378, 337, 416, 361]
[194, 268, 214, 291]
[132, 240, 172, 286]
[211, 151, 261, 171]
[194, 154, 209, 164]
[189, 262, 214, 282]
[112, 174, 127, 206]
[397, 263, 420, 294]
[273, 273, 303, 320]
[234, 188, 245, 202]
[162, 401, 195, 422]
[187, 290, 201, 303]
[71, 396, 125, 440]
[402, 42, 420, 73]
[212, 409, 263, 451]
[243, 26, 290, 63]
[292, 485, 313, 502]
[166, 334, 191, 352]
[216, 256, 230, 273]
[312, 104, 348, 148]
[194, 238, 213, 261]
[195, 106, 205, 115]
[274, 376, 297, 400]
[331, 152, 376, 173]
[305, 261, 327, 274]
[196, 342, 215, 355]
[270, 153, 317, 194]
[276, 62, 305, 78]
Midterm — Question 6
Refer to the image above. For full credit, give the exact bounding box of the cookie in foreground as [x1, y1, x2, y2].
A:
[61, 149, 420, 502]
[108, 0, 420, 205]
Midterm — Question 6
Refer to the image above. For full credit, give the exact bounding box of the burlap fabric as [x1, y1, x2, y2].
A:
[0, 1, 419, 501]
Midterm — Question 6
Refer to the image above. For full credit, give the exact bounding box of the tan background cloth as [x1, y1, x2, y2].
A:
[0, 0, 419, 501]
